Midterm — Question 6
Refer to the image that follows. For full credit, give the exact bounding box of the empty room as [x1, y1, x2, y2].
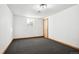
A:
[0, 4, 79, 54]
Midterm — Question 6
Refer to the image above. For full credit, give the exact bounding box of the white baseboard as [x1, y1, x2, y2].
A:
[0, 38, 13, 54]
[13, 35, 43, 39]
[48, 35, 79, 50]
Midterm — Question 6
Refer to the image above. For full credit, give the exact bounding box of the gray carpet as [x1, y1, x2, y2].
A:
[5, 37, 79, 54]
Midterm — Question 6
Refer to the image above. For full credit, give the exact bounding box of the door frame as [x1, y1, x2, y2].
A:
[43, 17, 48, 38]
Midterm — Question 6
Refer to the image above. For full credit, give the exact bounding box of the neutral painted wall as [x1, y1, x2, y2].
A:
[0, 4, 13, 53]
[13, 15, 43, 38]
[48, 5, 79, 48]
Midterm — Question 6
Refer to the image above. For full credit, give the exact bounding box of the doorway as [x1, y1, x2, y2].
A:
[43, 17, 48, 38]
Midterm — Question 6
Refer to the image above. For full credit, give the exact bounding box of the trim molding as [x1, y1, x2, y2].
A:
[14, 36, 44, 39]
[3, 36, 43, 53]
[0, 38, 13, 54]
[48, 35, 79, 52]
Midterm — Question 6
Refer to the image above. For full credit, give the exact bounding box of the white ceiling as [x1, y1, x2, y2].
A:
[7, 4, 76, 18]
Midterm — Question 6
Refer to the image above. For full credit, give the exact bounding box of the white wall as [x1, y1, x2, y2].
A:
[13, 15, 43, 38]
[0, 4, 13, 53]
[48, 5, 79, 48]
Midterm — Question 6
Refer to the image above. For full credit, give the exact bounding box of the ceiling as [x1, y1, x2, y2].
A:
[7, 4, 76, 18]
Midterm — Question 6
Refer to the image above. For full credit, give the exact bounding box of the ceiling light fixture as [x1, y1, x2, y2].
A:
[40, 4, 47, 8]
[38, 4, 47, 13]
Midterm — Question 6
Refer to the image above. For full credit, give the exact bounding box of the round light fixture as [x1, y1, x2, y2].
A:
[40, 4, 47, 8]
